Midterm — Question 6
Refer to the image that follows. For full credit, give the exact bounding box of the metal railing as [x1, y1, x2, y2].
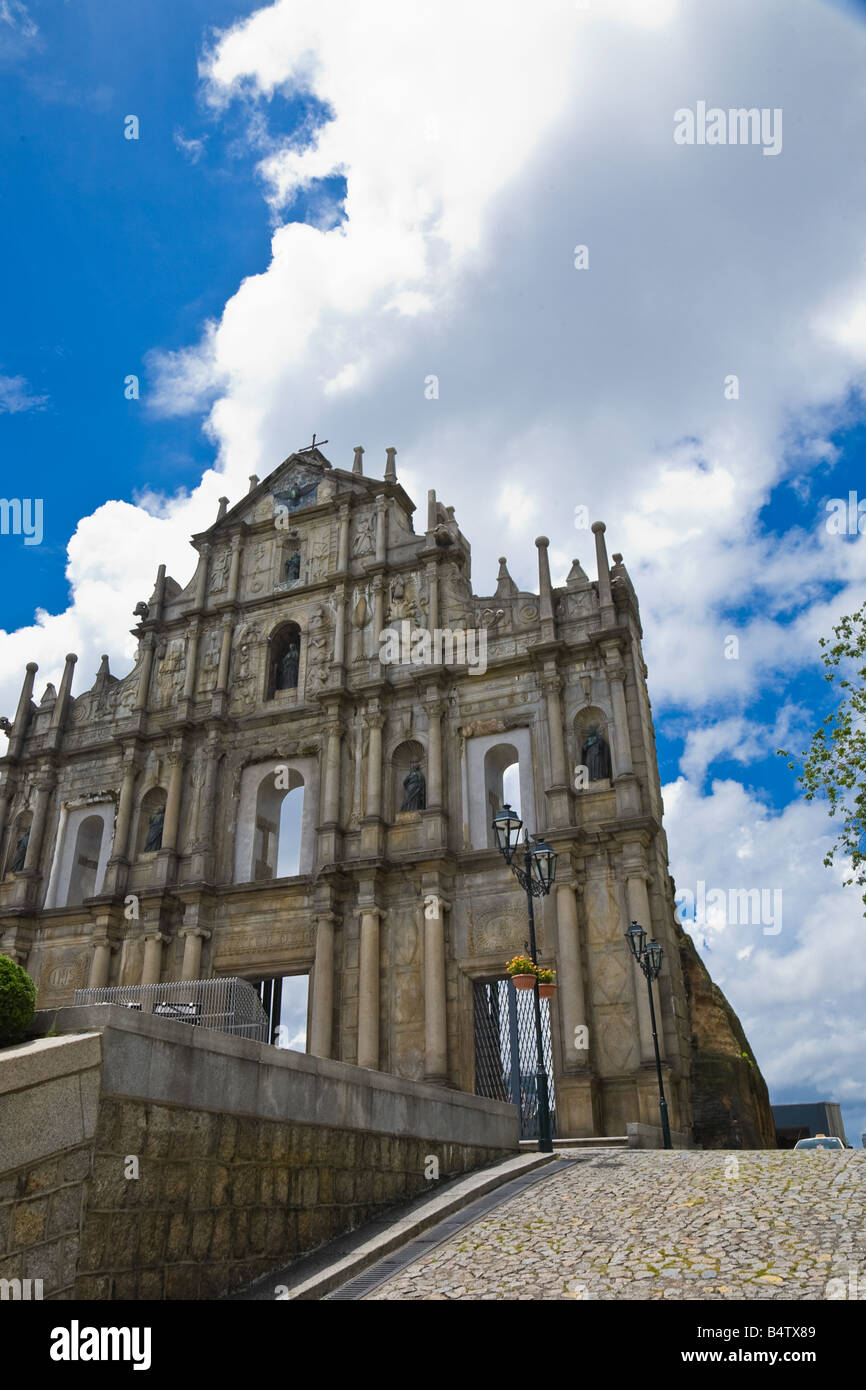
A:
[473, 977, 557, 1140]
[73, 976, 268, 1043]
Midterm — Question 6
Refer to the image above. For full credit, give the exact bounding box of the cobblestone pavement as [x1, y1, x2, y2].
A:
[368, 1151, 866, 1300]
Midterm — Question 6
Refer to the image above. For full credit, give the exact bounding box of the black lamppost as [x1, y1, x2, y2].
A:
[492, 804, 557, 1155]
[625, 919, 672, 1150]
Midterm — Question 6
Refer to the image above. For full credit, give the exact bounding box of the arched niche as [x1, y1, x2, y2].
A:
[391, 739, 426, 819]
[573, 705, 614, 786]
[266, 621, 301, 700]
[136, 786, 167, 856]
[5, 811, 32, 875]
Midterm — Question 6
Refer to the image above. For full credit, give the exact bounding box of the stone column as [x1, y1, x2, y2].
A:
[322, 719, 344, 826]
[7, 661, 37, 760]
[375, 496, 387, 564]
[333, 583, 346, 670]
[194, 541, 210, 608]
[227, 533, 243, 602]
[49, 654, 77, 733]
[141, 931, 168, 986]
[423, 894, 449, 1082]
[182, 621, 200, 700]
[357, 907, 384, 1069]
[426, 561, 439, 632]
[626, 871, 665, 1063]
[542, 671, 568, 787]
[424, 694, 443, 808]
[592, 521, 616, 628]
[372, 575, 385, 645]
[194, 733, 220, 849]
[337, 504, 350, 573]
[135, 633, 155, 711]
[309, 912, 337, 1058]
[88, 935, 113, 989]
[535, 536, 556, 641]
[216, 616, 234, 693]
[180, 926, 210, 981]
[161, 748, 185, 853]
[109, 751, 139, 865]
[23, 771, 53, 875]
[605, 651, 633, 776]
[364, 713, 385, 820]
[555, 881, 589, 1068]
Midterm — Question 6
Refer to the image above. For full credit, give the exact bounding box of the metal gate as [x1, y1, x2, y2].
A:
[473, 978, 556, 1140]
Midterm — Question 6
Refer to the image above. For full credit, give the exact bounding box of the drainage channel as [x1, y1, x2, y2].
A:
[325, 1155, 582, 1301]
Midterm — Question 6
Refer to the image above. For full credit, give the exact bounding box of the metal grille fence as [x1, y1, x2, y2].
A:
[473, 978, 556, 1140]
[73, 977, 268, 1043]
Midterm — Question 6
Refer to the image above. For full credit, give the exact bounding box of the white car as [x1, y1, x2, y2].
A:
[793, 1134, 845, 1151]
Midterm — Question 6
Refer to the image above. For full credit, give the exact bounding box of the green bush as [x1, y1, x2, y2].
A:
[0, 954, 36, 1044]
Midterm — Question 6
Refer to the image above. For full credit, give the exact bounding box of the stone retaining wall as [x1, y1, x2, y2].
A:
[0, 1007, 518, 1299]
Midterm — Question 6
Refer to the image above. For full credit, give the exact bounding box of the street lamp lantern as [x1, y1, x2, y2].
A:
[492, 803, 523, 862]
[529, 837, 557, 894]
[493, 808, 558, 1154]
[625, 919, 647, 961]
[645, 938, 663, 978]
[624, 919, 672, 1150]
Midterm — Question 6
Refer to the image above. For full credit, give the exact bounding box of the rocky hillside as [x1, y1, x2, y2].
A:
[676, 922, 777, 1149]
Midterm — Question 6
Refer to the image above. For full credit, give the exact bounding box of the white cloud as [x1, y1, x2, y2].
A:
[2, 0, 866, 1136]
[0, 372, 47, 414]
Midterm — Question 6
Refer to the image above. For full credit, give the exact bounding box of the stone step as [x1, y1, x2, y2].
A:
[519, 1135, 630, 1150]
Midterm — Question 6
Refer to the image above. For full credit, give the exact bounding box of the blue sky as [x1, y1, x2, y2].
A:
[2, 0, 866, 1147]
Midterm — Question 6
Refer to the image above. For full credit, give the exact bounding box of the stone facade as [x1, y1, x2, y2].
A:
[0, 443, 772, 1143]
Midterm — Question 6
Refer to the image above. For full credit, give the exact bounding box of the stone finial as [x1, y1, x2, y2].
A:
[592, 520, 615, 625]
[248, 474, 259, 493]
[40, 684, 56, 705]
[566, 557, 588, 587]
[217, 496, 229, 521]
[427, 489, 437, 532]
[384, 447, 397, 483]
[94, 654, 111, 688]
[353, 446, 364, 475]
[495, 556, 518, 599]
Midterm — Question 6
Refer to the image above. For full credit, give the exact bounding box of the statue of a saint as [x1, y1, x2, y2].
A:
[284, 551, 301, 583]
[144, 806, 165, 852]
[581, 726, 612, 781]
[10, 825, 30, 872]
[400, 761, 426, 812]
[276, 638, 300, 690]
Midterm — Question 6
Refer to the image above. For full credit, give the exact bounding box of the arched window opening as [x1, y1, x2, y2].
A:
[484, 743, 520, 847]
[67, 815, 104, 906]
[267, 621, 301, 699]
[253, 768, 304, 880]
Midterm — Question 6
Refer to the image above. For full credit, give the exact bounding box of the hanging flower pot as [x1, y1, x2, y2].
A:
[505, 955, 537, 990]
[512, 973, 537, 991]
[537, 969, 557, 999]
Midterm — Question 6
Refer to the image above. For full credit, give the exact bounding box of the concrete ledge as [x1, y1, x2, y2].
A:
[0, 1032, 102, 1098]
[627, 1121, 692, 1150]
[34, 1006, 517, 1149]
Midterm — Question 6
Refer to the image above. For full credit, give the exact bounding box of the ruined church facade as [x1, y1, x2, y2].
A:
[0, 444, 751, 1140]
